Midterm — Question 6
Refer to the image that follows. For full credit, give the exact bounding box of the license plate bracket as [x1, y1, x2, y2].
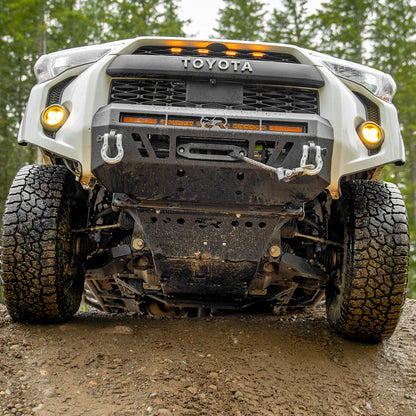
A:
[186, 81, 243, 105]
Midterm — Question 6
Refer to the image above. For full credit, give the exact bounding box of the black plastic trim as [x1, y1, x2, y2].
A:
[107, 55, 325, 89]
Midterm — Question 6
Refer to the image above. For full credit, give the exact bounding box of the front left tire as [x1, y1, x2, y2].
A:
[326, 180, 409, 342]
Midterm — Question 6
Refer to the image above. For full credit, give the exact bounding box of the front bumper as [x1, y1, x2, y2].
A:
[91, 104, 334, 207]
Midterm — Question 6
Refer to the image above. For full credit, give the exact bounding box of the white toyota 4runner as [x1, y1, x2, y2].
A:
[1, 37, 409, 342]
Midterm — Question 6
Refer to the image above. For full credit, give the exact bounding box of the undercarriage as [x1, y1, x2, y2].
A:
[78, 185, 338, 316]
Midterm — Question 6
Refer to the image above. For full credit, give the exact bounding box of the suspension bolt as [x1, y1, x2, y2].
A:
[138, 256, 149, 267]
[269, 245, 281, 258]
[132, 238, 145, 251]
[263, 262, 275, 273]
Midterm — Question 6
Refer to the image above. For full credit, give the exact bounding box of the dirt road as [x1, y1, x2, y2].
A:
[0, 300, 415, 416]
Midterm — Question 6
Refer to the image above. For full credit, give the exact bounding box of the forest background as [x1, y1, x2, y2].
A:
[0, 0, 415, 298]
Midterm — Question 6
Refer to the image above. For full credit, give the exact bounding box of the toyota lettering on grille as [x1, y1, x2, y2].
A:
[181, 57, 253, 73]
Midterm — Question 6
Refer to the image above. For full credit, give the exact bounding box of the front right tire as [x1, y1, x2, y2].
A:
[1, 165, 87, 323]
[326, 180, 409, 342]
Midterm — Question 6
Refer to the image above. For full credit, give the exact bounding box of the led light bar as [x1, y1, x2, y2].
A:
[121, 114, 305, 133]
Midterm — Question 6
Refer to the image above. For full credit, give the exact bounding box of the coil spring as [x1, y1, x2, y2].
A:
[74, 235, 96, 257]
[317, 247, 338, 272]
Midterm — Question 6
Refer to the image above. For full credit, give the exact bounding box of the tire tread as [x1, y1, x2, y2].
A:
[328, 180, 409, 342]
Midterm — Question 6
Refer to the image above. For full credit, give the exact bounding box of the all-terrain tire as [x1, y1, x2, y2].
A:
[326, 180, 409, 342]
[1, 165, 87, 323]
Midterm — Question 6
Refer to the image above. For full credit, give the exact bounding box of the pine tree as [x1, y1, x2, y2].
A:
[214, 0, 266, 41]
[81, 0, 112, 44]
[47, 0, 95, 50]
[156, 0, 189, 37]
[103, 0, 188, 40]
[265, 0, 313, 47]
[313, 0, 375, 63]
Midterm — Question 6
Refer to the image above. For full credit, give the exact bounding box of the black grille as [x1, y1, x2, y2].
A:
[134, 45, 300, 64]
[46, 76, 76, 106]
[240, 85, 319, 113]
[44, 76, 76, 138]
[111, 79, 187, 107]
[109, 79, 319, 114]
[354, 92, 380, 124]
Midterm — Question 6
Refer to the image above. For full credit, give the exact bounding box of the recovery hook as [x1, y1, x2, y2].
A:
[99, 129, 124, 165]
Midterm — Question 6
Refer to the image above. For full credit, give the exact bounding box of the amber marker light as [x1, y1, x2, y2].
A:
[122, 116, 158, 124]
[40, 105, 69, 132]
[170, 47, 183, 54]
[232, 123, 261, 131]
[357, 121, 385, 150]
[252, 52, 264, 58]
[197, 48, 210, 55]
[167, 120, 194, 127]
[225, 50, 238, 57]
[269, 125, 304, 133]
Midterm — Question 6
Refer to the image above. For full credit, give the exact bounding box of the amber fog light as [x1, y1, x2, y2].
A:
[357, 121, 385, 150]
[40, 105, 69, 132]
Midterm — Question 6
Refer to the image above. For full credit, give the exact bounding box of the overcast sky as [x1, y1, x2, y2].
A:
[178, 0, 323, 39]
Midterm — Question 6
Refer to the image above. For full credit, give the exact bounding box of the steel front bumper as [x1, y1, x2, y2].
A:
[91, 104, 334, 207]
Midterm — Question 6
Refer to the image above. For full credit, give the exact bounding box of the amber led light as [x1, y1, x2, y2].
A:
[269, 125, 303, 133]
[40, 105, 69, 132]
[121, 115, 304, 134]
[357, 121, 385, 150]
[123, 116, 157, 124]
[170, 47, 183, 54]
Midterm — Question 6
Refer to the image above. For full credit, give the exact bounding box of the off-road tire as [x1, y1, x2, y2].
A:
[1, 165, 87, 323]
[326, 180, 409, 342]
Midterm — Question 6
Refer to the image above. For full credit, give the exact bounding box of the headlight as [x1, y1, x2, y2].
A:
[313, 53, 396, 103]
[34, 41, 123, 83]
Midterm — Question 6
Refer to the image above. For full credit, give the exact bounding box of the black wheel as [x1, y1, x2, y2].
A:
[326, 180, 409, 342]
[1, 165, 87, 323]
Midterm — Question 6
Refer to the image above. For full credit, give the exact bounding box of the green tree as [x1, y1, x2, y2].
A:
[103, 0, 187, 41]
[80, 0, 112, 44]
[214, 0, 266, 41]
[104, 0, 160, 40]
[156, 0, 189, 36]
[313, 0, 375, 63]
[265, 0, 314, 47]
[47, 0, 96, 50]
